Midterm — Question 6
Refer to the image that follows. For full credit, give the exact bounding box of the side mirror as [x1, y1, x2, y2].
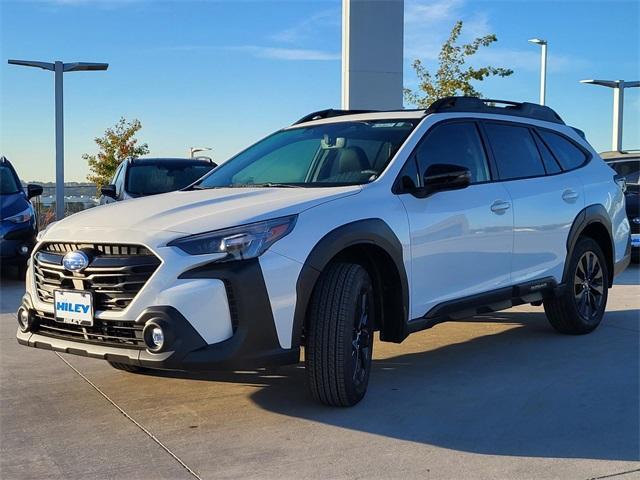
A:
[27, 184, 43, 199]
[422, 164, 471, 195]
[409, 164, 471, 198]
[101, 184, 117, 200]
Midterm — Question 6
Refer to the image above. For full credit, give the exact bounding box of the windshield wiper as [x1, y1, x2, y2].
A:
[229, 183, 303, 188]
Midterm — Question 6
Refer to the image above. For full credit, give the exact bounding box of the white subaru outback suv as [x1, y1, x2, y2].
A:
[17, 97, 631, 406]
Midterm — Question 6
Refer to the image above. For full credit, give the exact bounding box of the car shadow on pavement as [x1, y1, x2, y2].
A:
[147, 309, 639, 462]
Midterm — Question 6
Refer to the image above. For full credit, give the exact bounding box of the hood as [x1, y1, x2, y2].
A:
[45, 186, 361, 237]
[0, 192, 29, 219]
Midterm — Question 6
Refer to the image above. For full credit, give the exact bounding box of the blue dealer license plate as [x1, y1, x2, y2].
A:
[54, 290, 94, 326]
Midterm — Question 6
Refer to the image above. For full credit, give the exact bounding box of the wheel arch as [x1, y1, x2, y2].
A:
[291, 219, 410, 348]
[565, 205, 614, 287]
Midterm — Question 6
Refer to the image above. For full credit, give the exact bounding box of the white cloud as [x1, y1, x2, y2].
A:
[270, 9, 340, 44]
[405, 0, 464, 24]
[228, 46, 340, 61]
[30, 0, 143, 5]
[157, 44, 339, 61]
[405, 0, 587, 74]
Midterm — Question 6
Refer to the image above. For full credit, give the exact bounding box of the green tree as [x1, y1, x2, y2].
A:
[404, 21, 514, 108]
[84, 118, 149, 191]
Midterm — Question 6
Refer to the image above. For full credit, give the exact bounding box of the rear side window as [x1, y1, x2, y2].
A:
[414, 122, 490, 184]
[533, 131, 562, 174]
[484, 123, 546, 180]
[538, 130, 588, 170]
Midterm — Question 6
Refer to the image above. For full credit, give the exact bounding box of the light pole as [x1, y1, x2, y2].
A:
[189, 147, 212, 158]
[528, 38, 548, 105]
[8, 59, 108, 220]
[580, 79, 640, 152]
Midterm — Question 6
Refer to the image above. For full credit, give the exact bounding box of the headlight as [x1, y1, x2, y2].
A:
[3, 206, 34, 224]
[169, 215, 297, 261]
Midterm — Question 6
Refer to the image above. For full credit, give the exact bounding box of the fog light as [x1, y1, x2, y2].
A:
[17, 307, 32, 333]
[151, 327, 164, 347]
[143, 322, 168, 353]
[19, 245, 30, 256]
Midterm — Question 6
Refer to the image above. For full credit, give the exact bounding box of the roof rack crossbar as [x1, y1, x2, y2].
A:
[426, 96, 565, 125]
[293, 108, 379, 125]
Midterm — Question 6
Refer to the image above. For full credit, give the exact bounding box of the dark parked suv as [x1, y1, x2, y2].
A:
[0, 156, 42, 277]
[100, 157, 217, 203]
[601, 150, 639, 262]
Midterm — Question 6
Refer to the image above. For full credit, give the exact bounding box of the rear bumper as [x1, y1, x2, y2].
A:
[17, 258, 300, 371]
[613, 235, 632, 278]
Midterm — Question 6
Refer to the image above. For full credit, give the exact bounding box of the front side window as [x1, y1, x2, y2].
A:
[414, 122, 490, 184]
[0, 165, 21, 195]
[484, 123, 546, 180]
[538, 130, 588, 171]
[197, 120, 418, 188]
[126, 163, 214, 196]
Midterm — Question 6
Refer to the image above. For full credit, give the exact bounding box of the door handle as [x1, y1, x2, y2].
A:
[562, 189, 579, 202]
[490, 200, 511, 214]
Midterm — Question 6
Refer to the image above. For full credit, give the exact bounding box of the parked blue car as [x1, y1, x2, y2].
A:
[0, 156, 42, 277]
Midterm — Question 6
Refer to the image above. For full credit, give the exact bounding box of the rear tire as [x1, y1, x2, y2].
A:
[305, 262, 375, 407]
[544, 237, 609, 334]
[108, 361, 148, 374]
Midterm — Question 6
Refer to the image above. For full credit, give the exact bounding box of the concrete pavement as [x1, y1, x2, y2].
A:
[1, 266, 638, 479]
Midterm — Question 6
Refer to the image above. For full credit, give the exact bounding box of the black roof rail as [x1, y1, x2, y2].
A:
[426, 96, 565, 125]
[293, 108, 379, 125]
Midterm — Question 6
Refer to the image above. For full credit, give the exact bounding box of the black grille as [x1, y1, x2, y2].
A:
[42, 242, 153, 256]
[33, 243, 161, 312]
[32, 310, 145, 349]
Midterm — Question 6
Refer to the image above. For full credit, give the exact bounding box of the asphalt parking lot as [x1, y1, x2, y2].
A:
[1, 266, 638, 480]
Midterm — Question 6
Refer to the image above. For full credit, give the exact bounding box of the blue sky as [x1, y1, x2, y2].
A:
[1, 0, 638, 182]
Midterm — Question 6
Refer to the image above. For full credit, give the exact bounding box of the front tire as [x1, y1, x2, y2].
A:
[305, 263, 375, 407]
[544, 237, 609, 334]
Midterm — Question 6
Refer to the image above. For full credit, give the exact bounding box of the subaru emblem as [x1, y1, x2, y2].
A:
[62, 251, 90, 272]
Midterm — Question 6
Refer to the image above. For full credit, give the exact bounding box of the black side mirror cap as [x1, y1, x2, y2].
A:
[420, 164, 472, 197]
[27, 184, 43, 199]
[101, 184, 117, 199]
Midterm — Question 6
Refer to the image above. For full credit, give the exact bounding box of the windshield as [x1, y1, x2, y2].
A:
[196, 120, 418, 188]
[609, 159, 640, 185]
[126, 163, 214, 195]
[0, 164, 21, 195]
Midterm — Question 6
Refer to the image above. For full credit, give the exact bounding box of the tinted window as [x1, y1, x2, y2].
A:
[198, 120, 417, 188]
[538, 130, 587, 170]
[414, 122, 490, 184]
[126, 163, 214, 195]
[533, 131, 562, 174]
[0, 165, 21, 195]
[484, 123, 545, 180]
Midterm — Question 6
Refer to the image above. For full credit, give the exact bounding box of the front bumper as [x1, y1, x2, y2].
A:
[0, 223, 36, 263]
[17, 257, 300, 370]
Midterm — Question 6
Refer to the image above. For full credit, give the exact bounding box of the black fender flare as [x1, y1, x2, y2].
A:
[290, 218, 410, 348]
[564, 204, 614, 286]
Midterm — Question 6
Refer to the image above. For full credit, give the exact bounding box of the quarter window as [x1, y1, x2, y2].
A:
[533, 131, 562, 174]
[484, 123, 546, 180]
[414, 122, 490, 184]
[538, 130, 588, 170]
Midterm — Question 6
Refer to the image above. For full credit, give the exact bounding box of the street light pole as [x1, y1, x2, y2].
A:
[528, 38, 547, 105]
[8, 59, 108, 220]
[580, 79, 640, 151]
[54, 61, 64, 220]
